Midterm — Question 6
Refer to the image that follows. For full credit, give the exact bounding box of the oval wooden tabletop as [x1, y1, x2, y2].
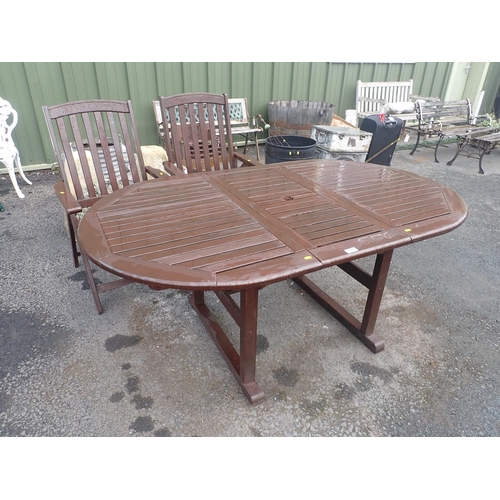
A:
[78, 159, 468, 290]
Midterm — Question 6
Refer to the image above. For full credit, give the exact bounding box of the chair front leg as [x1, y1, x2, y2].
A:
[409, 131, 422, 156]
[67, 214, 80, 268]
[254, 132, 261, 161]
[81, 249, 104, 314]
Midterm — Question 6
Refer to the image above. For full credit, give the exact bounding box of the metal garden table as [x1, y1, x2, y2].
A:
[445, 126, 500, 174]
[78, 159, 467, 404]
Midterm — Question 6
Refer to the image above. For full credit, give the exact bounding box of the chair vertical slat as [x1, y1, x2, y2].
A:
[200, 102, 214, 171]
[125, 100, 146, 181]
[169, 122, 181, 169]
[188, 103, 204, 172]
[81, 112, 108, 196]
[56, 116, 86, 200]
[68, 114, 99, 199]
[222, 100, 236, 168]
[106, 111, 130, 189]
[179, 105, 193, 171]
[173, 105, 185, 168]
[94, 111, 119, 192]
[210, 104, 227, 170]
[118, 112, 142, 183]
[162, 108, 175, 167]
[217, 101, 232, 168]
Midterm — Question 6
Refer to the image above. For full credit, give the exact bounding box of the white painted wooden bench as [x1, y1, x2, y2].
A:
[355, 79, 422, 124]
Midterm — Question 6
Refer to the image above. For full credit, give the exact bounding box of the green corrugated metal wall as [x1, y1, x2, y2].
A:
[1, 62, 499, 166]
[482, 62, 500, 115]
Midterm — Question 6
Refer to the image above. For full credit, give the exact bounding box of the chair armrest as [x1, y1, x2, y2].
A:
[250, 114, 267, 131]
[54, 180, 82, 215]
[234, 152, 266, 167]
[474, 115, 493, 126]
[162, 160, 187, 176]
[145, 165, 167, 178]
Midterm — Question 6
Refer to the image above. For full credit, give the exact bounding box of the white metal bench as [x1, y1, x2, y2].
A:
[355, 79, 420, 124]
[153, 97, 265, 161]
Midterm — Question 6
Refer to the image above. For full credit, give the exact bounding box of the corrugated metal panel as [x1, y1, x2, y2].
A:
[0, 63, 55, 165]
[413, 62, 454, 100]
[2, 61, 499, 167]
[482, 63, 500, 115]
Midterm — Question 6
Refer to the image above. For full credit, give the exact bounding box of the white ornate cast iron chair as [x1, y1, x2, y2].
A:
[0, 97, 32, 198]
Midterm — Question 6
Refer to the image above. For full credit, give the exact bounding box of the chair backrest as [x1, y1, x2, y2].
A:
[0, 97, 18, 153]
[356, 80, 413, 115]
[42, 99, 147, 205]
[153, 97, 258, 144]
[158, 92, 236, 173]
[227, 97, 251, 128]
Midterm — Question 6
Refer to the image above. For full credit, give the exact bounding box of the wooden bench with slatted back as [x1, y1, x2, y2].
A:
[356, 80, 416, 124]
[406, 98, 474, 160]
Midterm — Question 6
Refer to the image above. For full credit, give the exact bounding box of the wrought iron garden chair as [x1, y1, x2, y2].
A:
[42, 99, 164, 313]
[0, 97, 32, 198]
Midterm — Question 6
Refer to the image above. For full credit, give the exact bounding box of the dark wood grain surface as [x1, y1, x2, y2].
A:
[78, 159, 467, 290]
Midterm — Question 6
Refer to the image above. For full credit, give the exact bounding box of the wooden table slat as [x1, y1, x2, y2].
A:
[105, 213, 255, 247]
[109, 217, 261, 254]
[195, 244, 293, 274]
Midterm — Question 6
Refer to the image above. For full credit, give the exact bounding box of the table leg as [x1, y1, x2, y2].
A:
[359, 250, 393, 340]
[239, 288, 258, 386]
[293, 250, 393, 354]
[189, 288, 265, 404]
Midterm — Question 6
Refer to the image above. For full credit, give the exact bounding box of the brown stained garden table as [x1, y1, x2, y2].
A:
[78, 159, 467, 404]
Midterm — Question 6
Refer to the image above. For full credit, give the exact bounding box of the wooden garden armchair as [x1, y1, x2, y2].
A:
[157, 92, 264, 176]
[42, 99, 164, 313]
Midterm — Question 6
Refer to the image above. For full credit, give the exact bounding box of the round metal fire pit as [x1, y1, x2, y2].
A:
[265, 135, 317, 164]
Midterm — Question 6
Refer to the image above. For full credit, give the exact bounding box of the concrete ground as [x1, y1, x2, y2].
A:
[0, 138, 499, 439]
